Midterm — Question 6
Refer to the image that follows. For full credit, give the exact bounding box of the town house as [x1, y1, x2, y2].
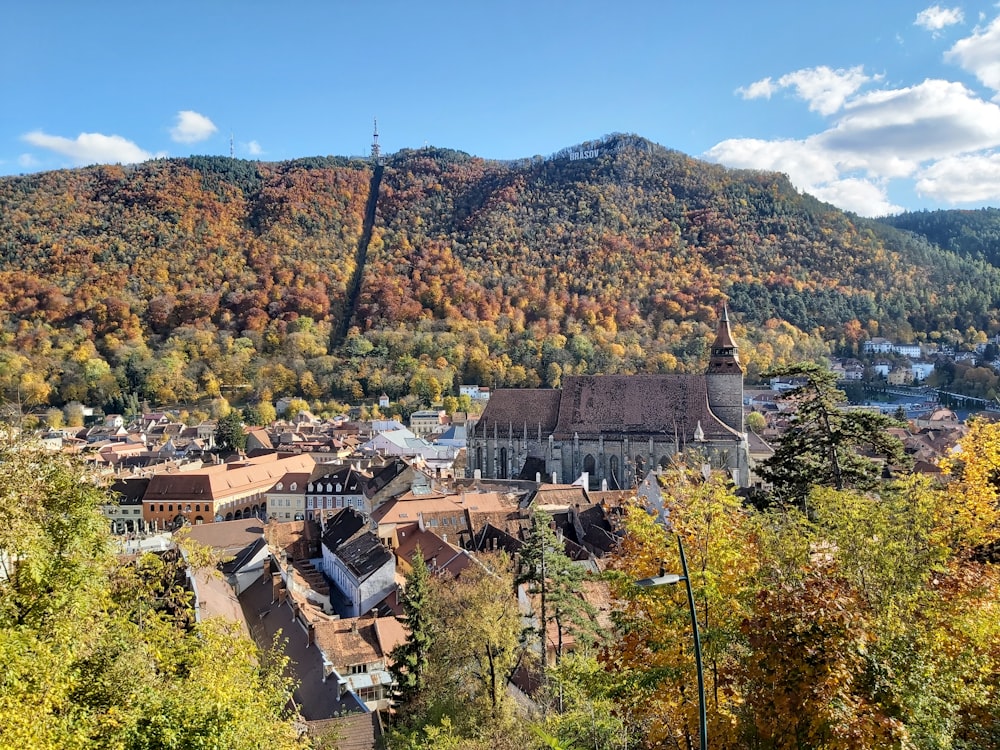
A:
[321, 508, 396, 618]
[143, 452, 315, 529]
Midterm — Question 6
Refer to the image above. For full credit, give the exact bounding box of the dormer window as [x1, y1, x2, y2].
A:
[276, 482, 283, 491]
[290, 482, 297, 491]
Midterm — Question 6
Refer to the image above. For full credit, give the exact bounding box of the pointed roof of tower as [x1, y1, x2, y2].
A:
[712, 305, 737, 351]
[707, 304, 743, 374]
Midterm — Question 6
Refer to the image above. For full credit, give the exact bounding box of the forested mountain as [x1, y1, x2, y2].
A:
[878, 207, 1000, 267]
[1, 134, 999, 413]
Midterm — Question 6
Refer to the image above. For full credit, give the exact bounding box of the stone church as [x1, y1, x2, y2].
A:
[467, 309, 749, 489]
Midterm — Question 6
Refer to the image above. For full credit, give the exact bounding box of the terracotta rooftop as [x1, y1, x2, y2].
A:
[394, 523, 474, 577]
[145, 453, 316, 502]
[313, 614, 386, 669]
[305, 714, 380, 750]
[265, 519, 322, 561]
[531, 483, 590, 508]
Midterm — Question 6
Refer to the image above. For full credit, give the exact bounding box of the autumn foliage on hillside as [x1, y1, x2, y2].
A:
[1, 136, 999, 411]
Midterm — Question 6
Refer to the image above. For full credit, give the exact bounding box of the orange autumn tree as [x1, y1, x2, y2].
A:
[605, 459, 1000, 749]
[741, 569, 907, 750]
[604, 467, 760, 748]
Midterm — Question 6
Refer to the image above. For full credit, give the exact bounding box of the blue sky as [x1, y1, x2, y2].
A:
[4, 1, 1000, 216]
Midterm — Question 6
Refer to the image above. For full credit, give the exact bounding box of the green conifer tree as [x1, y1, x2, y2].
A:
[390, 546, 434, 712]
[759, 363, 909, 508]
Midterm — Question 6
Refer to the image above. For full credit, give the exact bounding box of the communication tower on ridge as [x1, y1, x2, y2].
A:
[230, 133, 234, 159]
[371, 118, 382, 164]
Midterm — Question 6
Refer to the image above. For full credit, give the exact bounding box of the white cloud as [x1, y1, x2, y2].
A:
[704, 138, 903, 216]
[808, 178, 903, 216]
[782, 66, 875, 116]
[170, 110, 218, 144]
[704, 137, 840, 188]
[708, 76, 1000, 216]
[17, 153, 39, 168]
[915, 5, 964, 33]
[737, 78, 777, 101]
[946, 15, 1000, 94]
[737, 66, 874, 115]
[915, 151, 1000, 202]
[816, 79, 1000, 173]
[21, 131, 154, 166]
[247, 140, 263, 156]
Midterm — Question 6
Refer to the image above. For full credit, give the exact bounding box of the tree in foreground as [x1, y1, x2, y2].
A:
[387, 553, 534, 750]
[605, 431, 1000, 749]
[390, 547, 435, 714]
[0, 440, 305, 749]
[758, 362, 908, 508]
[517, 509, 601, 672]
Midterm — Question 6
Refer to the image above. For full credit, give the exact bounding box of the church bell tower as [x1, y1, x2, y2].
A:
[706, 305, 744, 434]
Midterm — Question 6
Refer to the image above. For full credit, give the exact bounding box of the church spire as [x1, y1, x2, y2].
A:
[706, 304, 745, 435]
[709, 304, 741, 370]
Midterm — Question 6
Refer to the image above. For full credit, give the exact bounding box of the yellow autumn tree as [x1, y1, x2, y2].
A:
[939, 417, 1000, 551]
[604, 467, 760, 748]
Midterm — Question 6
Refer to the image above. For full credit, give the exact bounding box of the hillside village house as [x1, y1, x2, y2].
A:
[468, 310, 749, 488]
[863, 338, 922, 358]
[460, 384, 491, 402]
[143, 452, 315, 529]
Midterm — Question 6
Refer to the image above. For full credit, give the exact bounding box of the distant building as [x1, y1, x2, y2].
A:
[304, 465, 368, 522]
[105, 477, 150, 533]
[864, 338, 921, 359]
[460, 384, 491, 402]
[911, 362, 935, 381]
[468, 310, 749, 488]
[144, 452, 315, 529]
[409, 410, 445, 437]
[264, 469, 311, 522]
[864, 337, 894, 354]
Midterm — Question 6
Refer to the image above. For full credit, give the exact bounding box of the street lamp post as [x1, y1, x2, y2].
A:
[635, 535, 707, 750]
